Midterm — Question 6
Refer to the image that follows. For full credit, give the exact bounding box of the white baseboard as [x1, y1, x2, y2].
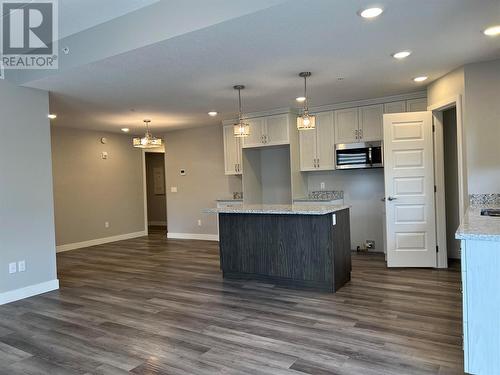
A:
[148, 221, 167, 226]
[56, 231, 147, 253]
[0, 279, 59, 306]
[167, 232, 219, 241]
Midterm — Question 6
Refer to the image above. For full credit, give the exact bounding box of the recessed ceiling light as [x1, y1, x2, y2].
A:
[48, 114, 57, 119]
[483, 25, 500, 36]
[413, 76, 428, 82]
[121, 128, 130, 133]
[359, 7, 383, 19]
[208, 111, 218, 117]
[296, 96, 306, 103]
[392, 51, 411, 59]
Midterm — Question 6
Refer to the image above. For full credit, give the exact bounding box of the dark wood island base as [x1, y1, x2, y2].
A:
[217, 207, 351, 292]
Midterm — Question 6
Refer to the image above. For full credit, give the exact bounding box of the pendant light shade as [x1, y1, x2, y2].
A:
[133, 120, 163, 149]
[233, 85, 250, 137]
[297, 72, 316, 130]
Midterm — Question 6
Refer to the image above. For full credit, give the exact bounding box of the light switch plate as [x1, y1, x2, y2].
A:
[9, 262, 17, 274]
[332, 214, 336, 226]
[171, 187, 178, 193]
[101, 151, 108, 159]
[18, 260, 26, 272]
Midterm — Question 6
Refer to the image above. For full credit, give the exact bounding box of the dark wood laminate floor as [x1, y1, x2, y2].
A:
[0, 229, 464, 374]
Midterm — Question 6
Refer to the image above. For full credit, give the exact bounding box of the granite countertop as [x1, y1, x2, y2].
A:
[456, 205, 500, 242]
[204, 204, 350, 215]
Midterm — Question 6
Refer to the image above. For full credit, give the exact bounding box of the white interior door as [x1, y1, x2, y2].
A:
[383, 112, 437, 267]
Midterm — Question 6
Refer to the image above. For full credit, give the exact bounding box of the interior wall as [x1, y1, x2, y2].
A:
[164, 125, 242, 236]
[51, 127, 145, 246]
[0, 80, 58, 296]
[443, 108, 460, 259]
[307, 169, 385, 252]
[260, 146, 292, 204]
[464, 59, 500, 194]
[145, 152, 167, 225]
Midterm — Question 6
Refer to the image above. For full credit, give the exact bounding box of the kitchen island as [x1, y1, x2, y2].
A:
[205, 204, 351, 292]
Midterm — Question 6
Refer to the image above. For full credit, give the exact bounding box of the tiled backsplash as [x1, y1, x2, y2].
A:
[470, 194, 500, 206]
[308, 191, 344, 200]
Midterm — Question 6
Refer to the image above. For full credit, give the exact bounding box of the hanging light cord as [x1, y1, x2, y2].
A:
[238, 88, 243, 121]
[303, 76, 309, 114]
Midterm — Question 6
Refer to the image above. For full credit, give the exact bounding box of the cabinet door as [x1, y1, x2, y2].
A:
[384, 101, 406, 114]
[335, 108, 359, 144]
[265, 114, 289, 145]
[241, 118, 265, 148]
[359, 104, 383, 141]
[406, 98, 427, 112]
[315, 111, 335, 170]
[223, 125, 240, 175]
[299, 128, 317, 171]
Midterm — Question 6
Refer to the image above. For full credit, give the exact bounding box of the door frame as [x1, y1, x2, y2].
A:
[142, 147, 167, 236]
[428, 95, 467, 268]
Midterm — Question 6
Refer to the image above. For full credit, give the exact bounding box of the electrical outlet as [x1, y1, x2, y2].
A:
[366, 240, 375, 250]
[9, 262, 17, 274]
[18, 260, 26, 272]
[101, 151, 108, 160]
[320, 182, 326, 191]
[105, 221, 110, 228]
[171, 187, 178, 193]
[197, 219, 202, 227]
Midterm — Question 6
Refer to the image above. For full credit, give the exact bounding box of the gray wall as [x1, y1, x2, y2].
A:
[307, 169, 385, 252]
[464, 59, 500, 194]
[0, 80, 57, 294]
[145, 152, 167, 225]
[443, 108, 460, 259]
[164, 125, 242, 235]
[51, 127, 145, 246]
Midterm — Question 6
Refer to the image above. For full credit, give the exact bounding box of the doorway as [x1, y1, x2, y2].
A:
[144, 151, 167, 235]
[442, 107, 460, 259]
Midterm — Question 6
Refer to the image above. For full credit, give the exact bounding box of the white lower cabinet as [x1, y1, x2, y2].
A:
[223, 125, 242, 175]
[299, 111, 335, 171]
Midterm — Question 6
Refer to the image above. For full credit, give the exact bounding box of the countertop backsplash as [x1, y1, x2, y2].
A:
[470, 193, 500, 207]
[307, 191, 344, 200]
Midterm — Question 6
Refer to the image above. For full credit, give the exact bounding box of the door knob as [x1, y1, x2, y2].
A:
[387, 197, 397, 201]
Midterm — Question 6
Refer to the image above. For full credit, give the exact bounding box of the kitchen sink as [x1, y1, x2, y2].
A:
[481, 209, 500, 217]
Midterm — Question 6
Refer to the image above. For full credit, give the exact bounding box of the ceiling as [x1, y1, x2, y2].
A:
[18, 0, 500, 134]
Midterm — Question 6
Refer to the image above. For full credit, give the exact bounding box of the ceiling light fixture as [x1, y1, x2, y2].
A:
[132, 119, 163, 149]
[413, 76, 428, 82]
[296, 96, 306, 103]
[483, 25, 500, 36]
[208, 111, 218, 117]
[359, 7, 383, 19]
[233, 85, 250, 138]
[121, 128, 130, 133]
[392, 51, 411, 59]
[48, 114, 57, 119]
[297, 72, 316, 131]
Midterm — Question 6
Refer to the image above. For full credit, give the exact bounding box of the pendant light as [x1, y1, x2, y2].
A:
[133, 119, 163, 149]
[233, 85, 250, 137]
[297, 72, 316, 131]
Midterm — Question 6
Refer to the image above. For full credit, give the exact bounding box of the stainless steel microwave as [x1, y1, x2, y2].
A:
[335, 141, 383, 170]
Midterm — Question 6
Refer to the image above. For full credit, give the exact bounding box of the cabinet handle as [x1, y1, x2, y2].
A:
[354, 129, 358, 140]
[317, 158, 320, 168]
[359, 129, 363, 139]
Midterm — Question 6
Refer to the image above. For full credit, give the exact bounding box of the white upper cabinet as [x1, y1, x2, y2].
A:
[265, 114, 289, 146]
[384, 100, 406, 114]
[335, 108, 359, 144]
[299, 111, 335, 171]
[223, 125, 242, 175]
[315, 111, 335, 170]
[242, 114, 289, 148]
[406, 98, 427, 112]
[359, 104, 383, 142]
[299, 127, 316, 171]
[242, 118, 265, 148]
